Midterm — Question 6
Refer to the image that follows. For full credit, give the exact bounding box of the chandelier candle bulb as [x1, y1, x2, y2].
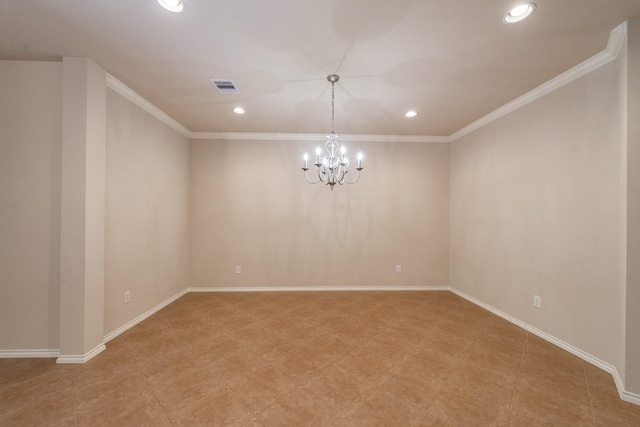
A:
[303, 153, 308, 169]
[357, 153, 363, 169]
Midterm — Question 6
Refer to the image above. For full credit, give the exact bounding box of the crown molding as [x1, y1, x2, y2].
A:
[449, 21, 627, 142]
[106, 22, 627, 144]
[189, 132, 448, 143]
[346, 134, 449, 143]
[106, 74, 191, 138]
[606, 21, 628, 58]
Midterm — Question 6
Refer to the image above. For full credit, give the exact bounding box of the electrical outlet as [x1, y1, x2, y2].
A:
[533, 295, 541, 308]
[235, 266, 242, 274]
[396, 265, 402, 273]
[124, 291, 131, 304]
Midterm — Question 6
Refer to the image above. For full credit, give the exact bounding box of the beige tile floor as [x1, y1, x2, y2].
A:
[1, 291, 640, 426]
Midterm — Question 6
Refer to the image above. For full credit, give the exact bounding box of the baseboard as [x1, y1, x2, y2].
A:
[97, 285, 444, 348]
[102, 288, 190, 343]
[188, 285, 449, 293]
[56, 343, 105, 364]
[5, 285, 637, 406]
[2, 289, 190, 362]
[0, 349, 59, 358]
[620, 387, 640, 406]
[449, 287, 640, 406]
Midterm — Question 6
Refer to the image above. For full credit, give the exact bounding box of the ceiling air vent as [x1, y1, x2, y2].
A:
[210, 79, 239, 94]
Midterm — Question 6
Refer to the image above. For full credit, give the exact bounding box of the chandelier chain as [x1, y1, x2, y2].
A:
[330, 79, 335, 135]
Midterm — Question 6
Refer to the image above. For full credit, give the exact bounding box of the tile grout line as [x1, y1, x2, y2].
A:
[0, 363, 77, 422]
[506, 331, 529, 424]
[325, 325, 402, 426]
[192, 329, 269, 424]
[10, 292, 633, 425]
[67, 365, 79, 426]
[131, 337, 178, 427]
[321, 346, 374, 426]
[583, 361, 597, 426]
[184, 310, 262, 423]
[191, 303, 277, 422]
[407, 316, 479, 423]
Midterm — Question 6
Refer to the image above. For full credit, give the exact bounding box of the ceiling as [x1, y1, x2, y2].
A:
[1, 0, 640, 137]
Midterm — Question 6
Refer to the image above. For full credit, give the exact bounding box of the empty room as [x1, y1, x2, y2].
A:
[1, 0, 640, 425]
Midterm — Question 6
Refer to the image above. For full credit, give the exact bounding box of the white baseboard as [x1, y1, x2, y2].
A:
[3, 285, 638, 406]
[188, 285, 449, 293]
[1, 288, 190, 362]
[449, 287, 640, 406]
[0, 349, 59, 358]
[102, 288, 189, 343]
[56, 343, 105, 364]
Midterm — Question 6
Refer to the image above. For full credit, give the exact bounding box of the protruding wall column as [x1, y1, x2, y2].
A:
[58, 57, 106, 363]
[626, 15, 640, 394]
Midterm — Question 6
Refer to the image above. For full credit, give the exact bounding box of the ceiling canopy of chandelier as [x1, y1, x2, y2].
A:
[302, 74, 363, 190]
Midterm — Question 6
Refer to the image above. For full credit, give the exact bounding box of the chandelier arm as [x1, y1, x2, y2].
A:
[302, 168, 322, 184]
[324, 173, 333, 186]
[341, 169, 362, 185]
[319, 168, 331, 185]
[334, 165, 346, 185]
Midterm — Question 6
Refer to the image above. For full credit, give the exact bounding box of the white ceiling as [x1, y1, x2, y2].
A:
[1, 0, 640, 136]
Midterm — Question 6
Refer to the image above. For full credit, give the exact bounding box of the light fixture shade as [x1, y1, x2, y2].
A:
[504, 3, 536, 23]
[157, 0, 185, 13]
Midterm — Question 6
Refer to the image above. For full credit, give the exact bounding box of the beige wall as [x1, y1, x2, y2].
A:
[0, 25, 636, 397]
[626, 15, 640, 394]
[450, 49, 627, 370]
[59, 57, 107, 358]
[190, 139, 449, 288]
[105, 88, 190, 335]
[0, 60, 190, 351]
[0, 61, 62, 351]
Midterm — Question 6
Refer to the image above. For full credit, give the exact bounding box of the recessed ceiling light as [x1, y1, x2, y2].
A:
[404, 110, 418, 118]
[157, 0, 185, 13]
[503, 3, 536, 24]
[233, 107, 246, 115]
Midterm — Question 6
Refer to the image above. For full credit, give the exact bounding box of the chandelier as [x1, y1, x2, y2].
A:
[302, 74, 363, 190]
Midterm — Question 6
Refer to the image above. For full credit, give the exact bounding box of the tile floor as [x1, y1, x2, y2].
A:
[1, 291, 639, 426]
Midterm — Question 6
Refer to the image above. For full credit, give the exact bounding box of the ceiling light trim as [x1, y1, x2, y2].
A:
[157, 0, 185, 13]
[503, 3, 536, 24]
